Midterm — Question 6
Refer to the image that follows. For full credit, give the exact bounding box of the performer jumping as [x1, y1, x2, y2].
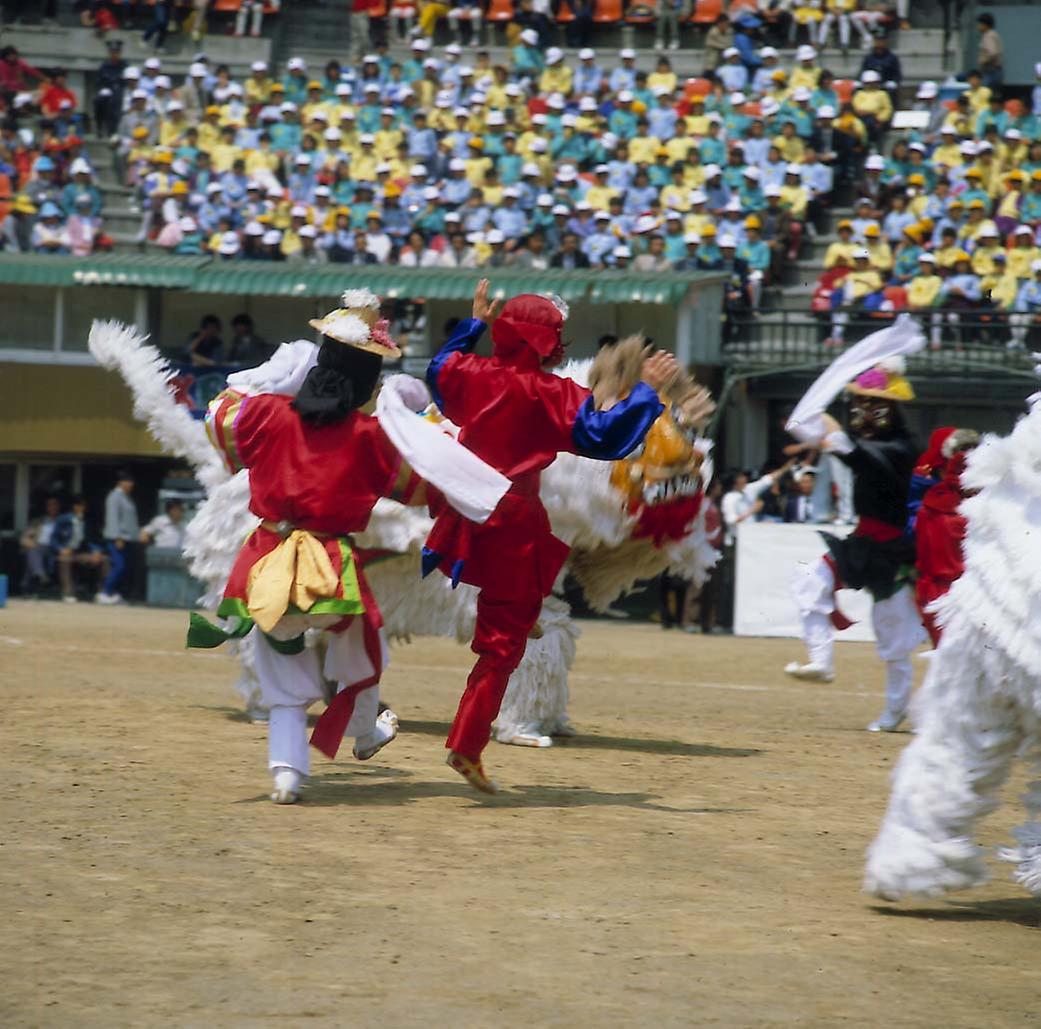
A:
[186, 290, 430, 804]
[783, 317, 928, 732]
[424, 280, 678, 793]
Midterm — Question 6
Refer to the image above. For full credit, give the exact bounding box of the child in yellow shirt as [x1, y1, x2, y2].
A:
[772, 123, 805, 163]
[907, 255, 943, 307]
[862, 225, 893, 272]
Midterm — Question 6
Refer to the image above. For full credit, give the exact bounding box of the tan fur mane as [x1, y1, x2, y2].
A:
[588, 335, 713, 430]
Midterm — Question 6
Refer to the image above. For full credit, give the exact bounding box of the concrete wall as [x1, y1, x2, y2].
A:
[0, 364, 162, 458]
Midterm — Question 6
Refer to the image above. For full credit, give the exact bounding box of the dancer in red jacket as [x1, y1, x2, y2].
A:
[188, 289, 429, 804]
[914, 428, 980, 646]
[425, 280, 678, 793]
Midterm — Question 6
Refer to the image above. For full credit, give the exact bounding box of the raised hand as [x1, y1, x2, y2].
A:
[640, 350, 680, 393]
[472, 278, 502, 324]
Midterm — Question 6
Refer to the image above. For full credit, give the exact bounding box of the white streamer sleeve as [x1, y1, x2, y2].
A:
[376, 374, 511, 524]
[785, 315, 926, 442]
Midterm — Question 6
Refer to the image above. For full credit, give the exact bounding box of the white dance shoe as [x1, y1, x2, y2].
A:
[867, 710, 907, 733]
[783, 661, 835, 682]
[501, 723, 553, 748]
[271, 767, 303, 804]
[353, 709, 399, 761]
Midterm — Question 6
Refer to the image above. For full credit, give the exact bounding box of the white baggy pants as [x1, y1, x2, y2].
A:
[235, 0, 264, 35]
[791, 556, 925, 716]
[254, 616, 387, 776]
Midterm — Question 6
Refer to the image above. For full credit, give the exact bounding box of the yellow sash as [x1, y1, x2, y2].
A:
[246, 529, 340, 633]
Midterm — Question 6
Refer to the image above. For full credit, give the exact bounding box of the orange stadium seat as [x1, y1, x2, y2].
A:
[684, 76, 713, 97]
[556, 0, 576, 21]
[885, 285, 907, 308]
[727, 0, 758, 13]
[689, 0, 723, 25]
[593, 0, 624, 24]
[486, 0, 515, 22]
[833, 79, 856, 104]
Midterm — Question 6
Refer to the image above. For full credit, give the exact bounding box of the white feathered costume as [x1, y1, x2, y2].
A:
[865, 393, 1041, 899]
[88, 322, 717, 747]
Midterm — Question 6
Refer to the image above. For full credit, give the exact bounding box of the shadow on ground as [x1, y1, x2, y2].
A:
[237, 771, 751, 814]
[870, 897, 1041, 929]
[197, 708, 761, 760]
[400, 719, 762, 759]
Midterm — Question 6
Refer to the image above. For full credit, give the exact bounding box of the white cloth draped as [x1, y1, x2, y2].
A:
[786, 315, 926, 444]
[376, 374, 511, 525]
[226, 346, 510, 525]
[225, 339, 319, 397]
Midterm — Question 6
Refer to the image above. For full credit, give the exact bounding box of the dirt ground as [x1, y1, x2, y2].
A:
[1, 600, 1038, 1028]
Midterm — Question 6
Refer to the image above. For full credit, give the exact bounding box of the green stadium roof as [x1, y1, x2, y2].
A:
[0, 254, 716, 305]
[0, 253, 210, 288]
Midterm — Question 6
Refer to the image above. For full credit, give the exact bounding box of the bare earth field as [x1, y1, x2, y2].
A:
[1, 600, 1038, 1028]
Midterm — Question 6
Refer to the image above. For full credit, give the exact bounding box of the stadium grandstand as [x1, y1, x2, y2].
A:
[2, 0, 1041, 592]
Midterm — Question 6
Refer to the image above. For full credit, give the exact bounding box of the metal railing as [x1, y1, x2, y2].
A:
[722, 313, 1041, 378]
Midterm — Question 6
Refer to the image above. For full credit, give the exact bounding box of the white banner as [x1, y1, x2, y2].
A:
[734, 521, 876, 641]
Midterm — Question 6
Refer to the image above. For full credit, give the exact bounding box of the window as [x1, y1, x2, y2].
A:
[0, 286, 54, 350]
[64, 287, 137, 353]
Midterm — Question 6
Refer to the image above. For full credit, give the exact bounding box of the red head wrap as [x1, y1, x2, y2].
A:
[491, 294, 564, 363]
[914, 426, 955, 477]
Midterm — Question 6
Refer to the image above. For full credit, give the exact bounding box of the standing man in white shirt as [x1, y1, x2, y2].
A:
[720, 461, 793, 627]
[721, 462, 792, 545]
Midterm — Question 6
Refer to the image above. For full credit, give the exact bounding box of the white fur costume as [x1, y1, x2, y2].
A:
[88, 325, 716, 748]
[865, 397, 1041, 899]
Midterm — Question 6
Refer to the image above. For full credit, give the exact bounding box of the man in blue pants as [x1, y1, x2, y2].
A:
[98, 471, 139, 605]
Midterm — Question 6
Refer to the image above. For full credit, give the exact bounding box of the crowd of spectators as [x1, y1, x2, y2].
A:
[74, 30, 918, 299]
[0, 47, 110, 254]
[806, 14, 1041, 350]
[2, 8, 1039, 344]
[1, 1, 276, 45]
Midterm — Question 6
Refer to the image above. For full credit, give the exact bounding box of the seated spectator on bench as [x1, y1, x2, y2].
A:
[32, 202, 69, 253]
[20, 496, 61, 594]
[824, 248, 883, 346]
[140, 498, 187, 551]
[1010, 260, 1041, 351]
[937, 250, 983, 345]
[907, 252, 945, 349]
[55, 495, 109, 603]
